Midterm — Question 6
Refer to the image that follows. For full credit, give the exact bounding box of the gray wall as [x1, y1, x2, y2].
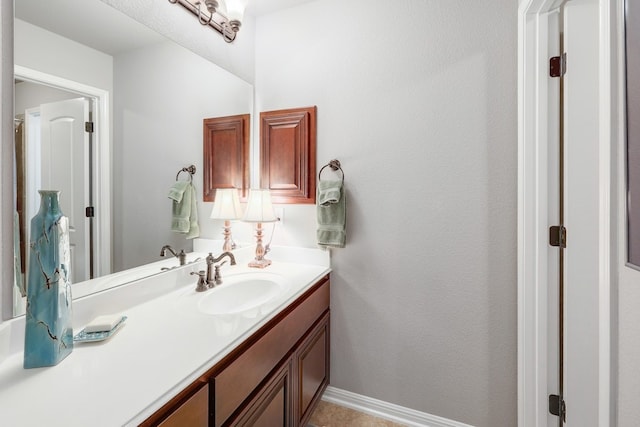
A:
[618, 0, 640, 423]
[254, 1, 517, 426]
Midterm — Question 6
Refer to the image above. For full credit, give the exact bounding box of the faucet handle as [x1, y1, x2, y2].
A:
[213, 263, 226, 286]
[191, 270, 208, 292]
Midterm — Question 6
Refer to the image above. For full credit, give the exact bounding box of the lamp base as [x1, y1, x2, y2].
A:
[248, 258, 272, 268]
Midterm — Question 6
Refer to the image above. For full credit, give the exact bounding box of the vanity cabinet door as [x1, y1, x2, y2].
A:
[295, 313, 330, 426]
[157, 383, 208, 427]
[230, 362, 292, 427]
[213, 278, 330, 427]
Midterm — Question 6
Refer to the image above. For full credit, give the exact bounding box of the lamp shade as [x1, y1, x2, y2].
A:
[210, 188, 242, 220]
[225, 0, 248, 22]
[243, 189, 278, 223]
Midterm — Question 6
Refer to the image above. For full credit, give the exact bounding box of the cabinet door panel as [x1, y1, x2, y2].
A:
[260, 106, 316, 204]
[231, 362, 291, 427]
[297, 313, 330, 425]
[203, 114, 250, 201]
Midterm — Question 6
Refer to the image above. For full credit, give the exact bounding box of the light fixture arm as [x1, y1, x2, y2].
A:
[221, 22, 235, 44]
[197, 1, 214, 25]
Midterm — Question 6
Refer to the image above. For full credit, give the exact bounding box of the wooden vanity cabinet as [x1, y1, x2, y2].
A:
[141, 275, 330, 427]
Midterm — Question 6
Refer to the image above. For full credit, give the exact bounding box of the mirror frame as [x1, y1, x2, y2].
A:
[1, 1, 14, 322]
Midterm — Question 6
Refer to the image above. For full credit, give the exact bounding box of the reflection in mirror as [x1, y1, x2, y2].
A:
[14, 68, 110, 286]
[12, 0, 253, 317]
[627, 0, 640, 268]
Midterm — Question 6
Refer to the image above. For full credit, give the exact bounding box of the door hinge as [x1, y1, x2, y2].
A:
[549, 394, 567, 421]
[85, 206, 95, 218]
[550, 53, 567, 77]
[549, 225, 567, 248]
[85, 121, 94, 133]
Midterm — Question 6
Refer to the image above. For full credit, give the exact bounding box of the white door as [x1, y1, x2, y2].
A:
[562, 1, 608, 425]
[518, 0, 612, 425]
[39, 98, 91, 284]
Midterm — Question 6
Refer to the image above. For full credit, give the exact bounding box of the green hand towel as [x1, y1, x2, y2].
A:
[318, 179, 342, 206]
[317, 180, 346, 248]
[168, 180, 189, 203]
[186, 184, 199, 239]
[171, 183, 199, 238]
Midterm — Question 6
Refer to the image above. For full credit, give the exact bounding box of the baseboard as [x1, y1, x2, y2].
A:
[321, 386, 475, 427]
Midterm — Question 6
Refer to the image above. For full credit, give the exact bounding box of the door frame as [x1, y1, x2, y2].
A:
[518, 0, 616, 425]
[14, 65, 111, 279]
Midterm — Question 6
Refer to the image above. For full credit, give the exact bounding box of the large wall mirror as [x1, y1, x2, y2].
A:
[10, 0, 253, 318]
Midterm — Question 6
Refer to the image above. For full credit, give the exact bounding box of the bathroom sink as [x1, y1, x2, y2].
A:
[196, 275, 288, 315]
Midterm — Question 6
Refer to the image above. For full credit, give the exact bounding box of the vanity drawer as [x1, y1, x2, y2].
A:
[213, 277, 330, 427]
[158, 383, 208, 427]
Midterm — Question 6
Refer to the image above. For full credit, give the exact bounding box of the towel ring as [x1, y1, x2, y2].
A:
[318, 159, 344, 183]
[176, 165, 196, 182]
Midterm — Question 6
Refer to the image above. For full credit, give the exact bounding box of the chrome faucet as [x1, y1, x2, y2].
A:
[206, 252, 236, 287]
[160, 245, 186, 266]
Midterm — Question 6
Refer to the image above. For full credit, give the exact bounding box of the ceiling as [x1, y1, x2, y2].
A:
[15, 0, 166, 55]
[15, 0, 316, 55]
[246, 0, 316, 16]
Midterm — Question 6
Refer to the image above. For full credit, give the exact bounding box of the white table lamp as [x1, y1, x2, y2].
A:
[242, 189, 278, 268]
[210, 188, 242, 251]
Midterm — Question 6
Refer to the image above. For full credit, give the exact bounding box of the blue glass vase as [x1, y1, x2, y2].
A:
[24, 190, 73, 368]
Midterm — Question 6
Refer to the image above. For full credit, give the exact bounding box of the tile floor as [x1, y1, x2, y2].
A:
[308, 401, 407, 427]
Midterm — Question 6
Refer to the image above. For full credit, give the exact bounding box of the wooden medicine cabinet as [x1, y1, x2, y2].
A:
[203, 114, 250, 201]
[260, 106, 317, 204]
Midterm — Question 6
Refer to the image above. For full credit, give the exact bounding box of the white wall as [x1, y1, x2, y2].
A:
[113, 40, 253, 271]
[14, 82, 79, 114]
[254, 1, 517, 426]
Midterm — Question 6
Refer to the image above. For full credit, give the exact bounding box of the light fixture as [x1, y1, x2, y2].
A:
[168, 0, 247, 43]
[225, 0, 249, 33]
[242, 189, 278, 268]
[210, 188, 243, 252]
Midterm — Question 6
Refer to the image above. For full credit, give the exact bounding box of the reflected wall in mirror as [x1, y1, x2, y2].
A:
[11, 0, 254, 318]
[627, 0, 640, 269]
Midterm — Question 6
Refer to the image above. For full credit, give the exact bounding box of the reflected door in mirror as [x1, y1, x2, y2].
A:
[27, 98, 93, 283]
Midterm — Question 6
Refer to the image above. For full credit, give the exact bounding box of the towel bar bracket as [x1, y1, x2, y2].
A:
[176, 165, 197, 181]
[319, 159, 344, 183]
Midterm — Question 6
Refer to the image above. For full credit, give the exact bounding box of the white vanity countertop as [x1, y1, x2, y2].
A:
[0, 246, 330, 426]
